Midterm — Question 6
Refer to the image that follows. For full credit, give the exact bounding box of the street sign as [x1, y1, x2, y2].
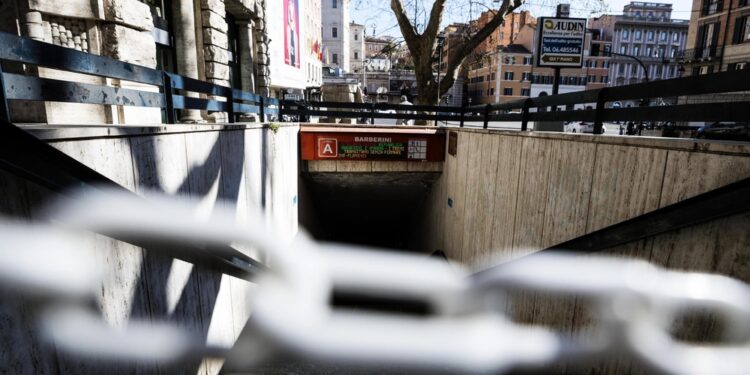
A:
[301, 132, 445, 161]
[537, 17, 586, 68]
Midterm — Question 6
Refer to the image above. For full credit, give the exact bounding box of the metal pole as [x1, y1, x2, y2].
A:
[552, 67, 560, 111]
[593, 88, 608, 135]
[162, 72, 175, 124]
[227, 87, 235, 123]
[483, 104, 490, 129]
[436, 47, 442, 106]
[0, 63, 9, 123]
[459, 102, 465, 128]
[259, 96, 265, 123]
[363, 59, 367, 102]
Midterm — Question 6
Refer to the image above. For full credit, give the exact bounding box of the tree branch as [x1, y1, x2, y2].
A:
[423, 0, 448, 45]
[390, 0, 418, 42]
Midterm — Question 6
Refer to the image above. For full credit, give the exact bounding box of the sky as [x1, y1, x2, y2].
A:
[350, 0, 694, 38]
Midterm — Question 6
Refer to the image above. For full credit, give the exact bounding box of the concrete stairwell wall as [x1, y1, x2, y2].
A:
[0, 123, 299, 374]
[428, 129, 750, 272]
[424, 128, 750, 373]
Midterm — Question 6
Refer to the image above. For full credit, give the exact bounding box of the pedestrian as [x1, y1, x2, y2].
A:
[626, 121, 635, 135]
[398, 95, 413, 125]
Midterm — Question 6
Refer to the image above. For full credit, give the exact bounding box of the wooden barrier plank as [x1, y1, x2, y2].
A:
[0, 31, 162, 85]
[4, 73, 163, 107]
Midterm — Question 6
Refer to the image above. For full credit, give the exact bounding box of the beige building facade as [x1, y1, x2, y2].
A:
[682, 0, 750, 75]
[349, 22, 365, 73]
[0, 0, 314, 124]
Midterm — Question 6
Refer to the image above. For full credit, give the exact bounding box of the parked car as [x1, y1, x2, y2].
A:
[564, 121, 582, 133]
[695, 122, 750, 141]
[373, 109, 398, 125]
[579, 122, 607, 134]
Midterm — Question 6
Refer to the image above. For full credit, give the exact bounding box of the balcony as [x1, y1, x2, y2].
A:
[676, 47, 718, 63]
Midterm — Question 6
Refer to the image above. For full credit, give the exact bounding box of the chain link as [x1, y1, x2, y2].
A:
[0, 188, 748, 374]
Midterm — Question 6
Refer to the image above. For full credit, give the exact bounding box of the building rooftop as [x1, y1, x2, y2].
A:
[624, 2, 673, 10]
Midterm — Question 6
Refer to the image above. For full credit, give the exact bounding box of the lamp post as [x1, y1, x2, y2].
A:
[436, 33, 446, 106]
[363, 58, 368, 102]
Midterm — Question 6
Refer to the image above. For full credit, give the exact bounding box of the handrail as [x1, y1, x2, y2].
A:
[0, 31, 272, 124]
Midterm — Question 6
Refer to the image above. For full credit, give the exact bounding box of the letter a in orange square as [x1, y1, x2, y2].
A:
[318, 138, 338, 158]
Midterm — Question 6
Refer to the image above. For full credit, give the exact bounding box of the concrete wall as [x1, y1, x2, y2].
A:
[429, 129, 750, 270]
[426, 129, 750, 372]
[0, 123, 299, 374]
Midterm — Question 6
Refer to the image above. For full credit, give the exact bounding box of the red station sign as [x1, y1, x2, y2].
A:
[300, 130, 446, 162]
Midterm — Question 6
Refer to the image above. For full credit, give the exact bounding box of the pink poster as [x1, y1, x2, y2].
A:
[284, 0, 300, 67]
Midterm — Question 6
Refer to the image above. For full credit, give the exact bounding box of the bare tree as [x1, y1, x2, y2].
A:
[391, 0, 526, 104]
[389, 0, 606, 105]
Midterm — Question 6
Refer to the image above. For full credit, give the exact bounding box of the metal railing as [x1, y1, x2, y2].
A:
[2, 31, 750, 136]
[285, 63, 750, 134]
[0, 31, 278, 124]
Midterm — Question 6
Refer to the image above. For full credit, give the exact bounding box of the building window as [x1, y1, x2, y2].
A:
[733, 16, 750, 44]
[522, 72, 531, 81]
[634, 30, 642, 40]
[523, 57, 532, 65]
[332, 27, 337, 38]
[521, 88, 530, 96]
[631, 64, 638, 74]
[603, 61, 610, 68]
[618, 63, 625, 74]
[702, 0, 723, 16]
[503, 88, 513, 96]
[354, 33, 358, 41]
[647, 31, 654, 41]
[673, 32, 680, 42]
[504, 71, 514, 80]
[491, 72, 496, 80]
[645, 46, 652, 57]
[620, 45, 627, 54]
[332, 53, 338, 64]
[489, 88, 494, 96]
[600, 76, 609, 83]
[633, 45, 641, 56]
[354, 52, 358, 59]
[730, 62, 747, 70]
[332, 0, 337, 8]
[697, 23, 719, 58]
[622, 29, 629, 39]
[660, 31, 667, 41]
[588, 75, 596, 83]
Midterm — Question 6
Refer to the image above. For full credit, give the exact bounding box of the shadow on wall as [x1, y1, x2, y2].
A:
[127, 130, 246, 373]
[0, 127, 255, 374]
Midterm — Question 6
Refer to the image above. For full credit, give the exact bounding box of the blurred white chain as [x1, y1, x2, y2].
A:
[0, 188, 749, 374]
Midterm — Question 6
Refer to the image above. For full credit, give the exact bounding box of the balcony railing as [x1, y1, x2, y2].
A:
[676, 47, 718, 62]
